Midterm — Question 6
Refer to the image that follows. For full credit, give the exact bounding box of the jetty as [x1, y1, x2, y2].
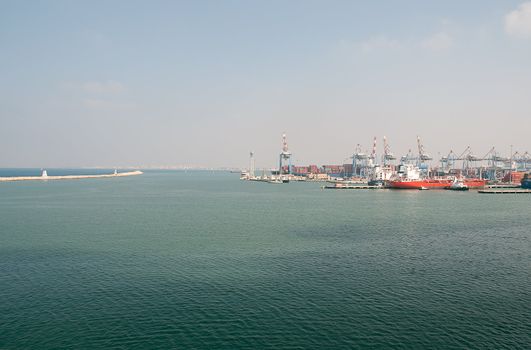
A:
[484, 184, 521, 189]
[323, 184, 382, 190]
[0, 170, 143, 182]
[478, 189, 531, 194]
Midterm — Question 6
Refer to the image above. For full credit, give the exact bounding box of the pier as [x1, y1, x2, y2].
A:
[0, 170, 143, 182]
[478, 189, 531, 194]
[323, 184, 382, 190]
[484, 184, 521, 189]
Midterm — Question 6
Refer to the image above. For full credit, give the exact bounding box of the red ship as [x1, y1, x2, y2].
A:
[388, 178, 486, 189]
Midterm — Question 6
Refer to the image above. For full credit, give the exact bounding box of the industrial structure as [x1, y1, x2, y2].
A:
[248, 151, 255, 178]
[278, 133, 292, 175]
[241, 133, 530, 186]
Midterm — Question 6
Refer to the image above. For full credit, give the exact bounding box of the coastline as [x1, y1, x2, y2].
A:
[0, 170, 143, 182]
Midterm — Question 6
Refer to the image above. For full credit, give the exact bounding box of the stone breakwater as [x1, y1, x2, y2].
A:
[0, 171, 143, 182]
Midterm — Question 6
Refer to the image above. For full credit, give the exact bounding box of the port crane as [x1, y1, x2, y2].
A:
[472, 147, 495, 179]
[279, 133, 292, 175]
[416, 136, 432, 174]
[515, 151, 530, 171]
[440, 146, 484, 174]
[351, 137, 396, 178]
[456, 147, 529, 180]
[369, 137, 378, 166]
[400, 149, 415, 165]
[440, 151, 453, 172]
[366, 137, 380, 178]
[440, 147, 470, 172]
[478, 147, 511, 180]
[462, 147, 481, 175]
[509, 151, 530, 171]
[417, 136, 432, 160]
[382, 136, 396, 166]
[352, 144, 369, 177]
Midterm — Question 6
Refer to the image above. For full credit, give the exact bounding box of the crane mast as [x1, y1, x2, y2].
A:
[382, 136, 396, 166]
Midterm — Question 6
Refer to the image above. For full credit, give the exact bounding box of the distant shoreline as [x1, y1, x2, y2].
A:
[0, 170, 143, 182]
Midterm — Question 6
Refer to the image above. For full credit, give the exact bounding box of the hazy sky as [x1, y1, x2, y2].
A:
[1, 0, 530, 168]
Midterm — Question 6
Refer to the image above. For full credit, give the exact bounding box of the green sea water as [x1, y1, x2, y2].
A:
[1, 170, 530, 349]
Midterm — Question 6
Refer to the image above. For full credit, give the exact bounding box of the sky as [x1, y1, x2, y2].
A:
[1, 0, 530, 168]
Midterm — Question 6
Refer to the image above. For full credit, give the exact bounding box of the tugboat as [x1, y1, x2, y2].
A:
[521, 173, 531, 189]
[446, 178, 469, 191]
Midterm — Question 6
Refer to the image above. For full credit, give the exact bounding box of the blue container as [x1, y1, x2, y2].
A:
[521, 174, 531, 189]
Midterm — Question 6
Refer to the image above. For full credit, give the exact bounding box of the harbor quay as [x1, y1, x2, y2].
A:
[240, 134, 531, 191]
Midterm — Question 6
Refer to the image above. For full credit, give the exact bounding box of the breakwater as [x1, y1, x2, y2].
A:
[0, 170, 143, 182]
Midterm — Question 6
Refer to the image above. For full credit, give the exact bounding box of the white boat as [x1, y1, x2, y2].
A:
[268, 179, 283, 184]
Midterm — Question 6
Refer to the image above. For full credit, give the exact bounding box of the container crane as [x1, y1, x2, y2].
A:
[463, 147, 481, 175]
[369, 137, 378, 167]
[382, 136, 396, 166]
[352, 143, 369, 177]
[279, 133, 292, 175]
[516, 151, 530, 171]
[416, 136, 432, 174]
[417, 136, 433, 161]
[440, 150, 456, 173]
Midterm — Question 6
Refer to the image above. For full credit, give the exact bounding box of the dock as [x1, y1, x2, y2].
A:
[0, 170, 143, 182]
[484, 184, 521, 189]
[323, 185, 382, 190]
[478, 189, 531, 194]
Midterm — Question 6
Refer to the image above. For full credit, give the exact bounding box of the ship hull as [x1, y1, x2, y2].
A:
[388, 179, 451, 189]
[389, 179, 486, 189]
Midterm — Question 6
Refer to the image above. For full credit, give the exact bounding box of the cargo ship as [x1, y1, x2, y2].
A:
[388, 177, 486, 189]
[388, 178, 451, 189]
[387, 164, 486, 189]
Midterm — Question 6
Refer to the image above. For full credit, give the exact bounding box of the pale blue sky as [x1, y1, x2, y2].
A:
[1, 0, 530, 168]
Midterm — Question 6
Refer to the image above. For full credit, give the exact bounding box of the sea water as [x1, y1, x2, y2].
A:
[1, 171, 529, 349]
